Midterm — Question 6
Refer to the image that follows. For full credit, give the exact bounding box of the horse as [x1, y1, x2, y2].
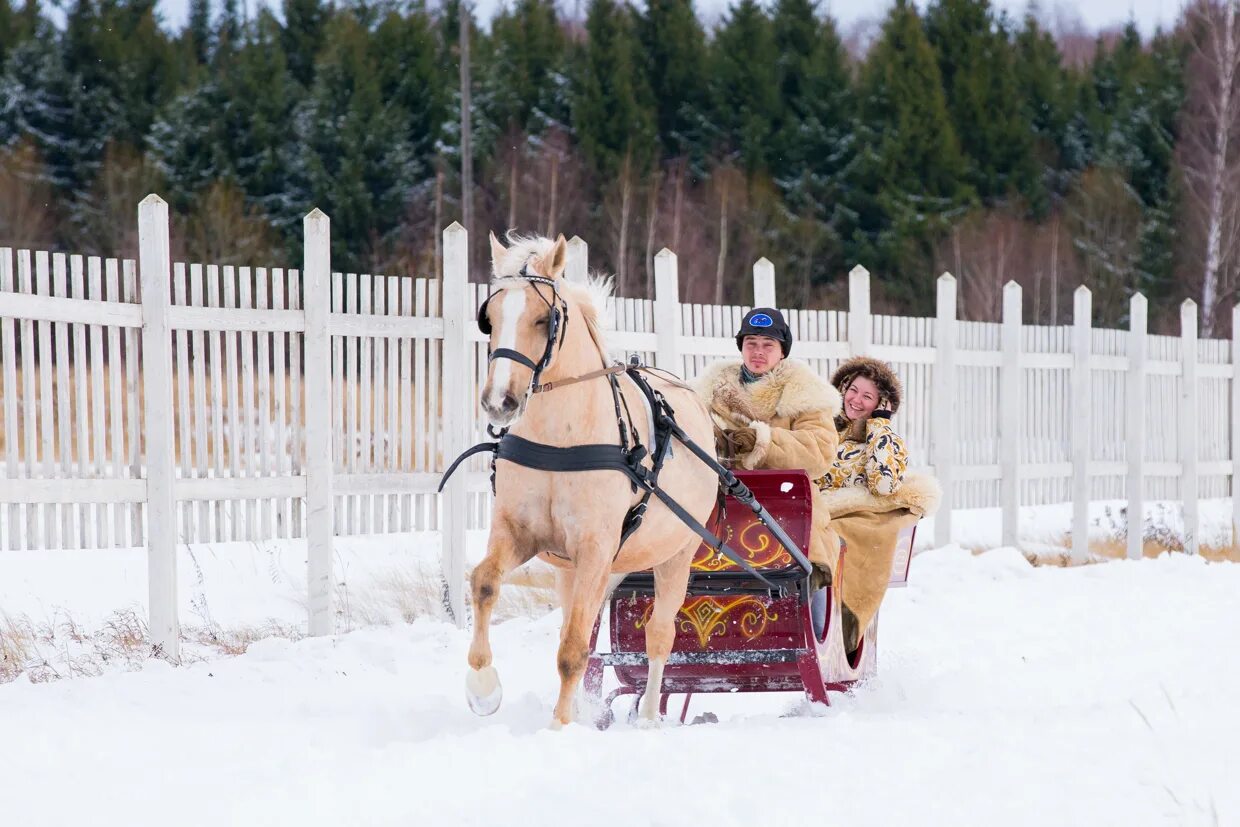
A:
[464, 231, 719, 728]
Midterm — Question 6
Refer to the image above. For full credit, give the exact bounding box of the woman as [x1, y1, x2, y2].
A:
[695, 307, 843, 581]
[815, 356, 939, 657]
[818, 357, 909, 495]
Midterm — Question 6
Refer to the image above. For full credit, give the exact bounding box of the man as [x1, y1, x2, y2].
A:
[694, 307, 842, 581]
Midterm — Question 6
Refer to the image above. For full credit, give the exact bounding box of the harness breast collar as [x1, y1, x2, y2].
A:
[442, 268, 810, 593]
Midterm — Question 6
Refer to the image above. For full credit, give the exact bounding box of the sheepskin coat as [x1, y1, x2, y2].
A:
[694, 358, 841, 478]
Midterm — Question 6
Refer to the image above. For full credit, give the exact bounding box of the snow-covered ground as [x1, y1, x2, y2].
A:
[1, 500, 1237, 825]
[1, 545, 1237, 826]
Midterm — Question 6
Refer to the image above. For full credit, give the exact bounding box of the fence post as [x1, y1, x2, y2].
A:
[933, 273, 956, 548]
[440, 222, 470, 625]
[303, 209, 334, 636]
[752, 258, 776, 308]
[1181, 300, 1199, 556]
[137, 194, 179, 661]
[567, 236, 588, 284]
[848, 265, 871, 358]
[1000, 281, 1022, 549]
[654, 248, 681, 372]
[1127, 293, 1148, 560]
[1070, 286, 1092, 562]
[1233, 304, 1239, 548]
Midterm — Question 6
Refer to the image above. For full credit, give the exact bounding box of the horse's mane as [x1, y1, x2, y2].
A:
[491, 232, 616, 359]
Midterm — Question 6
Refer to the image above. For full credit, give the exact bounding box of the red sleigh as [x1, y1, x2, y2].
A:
[584, 469, 915, 726]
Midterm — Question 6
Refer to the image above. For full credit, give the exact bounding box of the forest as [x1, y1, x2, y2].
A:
[2, 0, 1239, 334]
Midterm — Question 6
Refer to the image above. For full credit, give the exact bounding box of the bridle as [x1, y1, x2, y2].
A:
[476, 263, 569, 396]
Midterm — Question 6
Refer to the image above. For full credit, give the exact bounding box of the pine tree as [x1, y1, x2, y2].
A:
[572, 0, 655, 292]
[1014, 12, 1073, 204]
[637, 0, 709, 162]
[483, 0, 565, 137]
[185, 0, 213, 68]
[847, 0, 971, 309]
[924, 0, 1038, 208]
[708, 0, 779, 174]
[773, 8, 855, 295]
[1076, 23, 1186, 305]
[59, 0, 179, 190]
[281, 0, 330, 89]
[289, 12, 418, 269]
[375, 3, 445, 161]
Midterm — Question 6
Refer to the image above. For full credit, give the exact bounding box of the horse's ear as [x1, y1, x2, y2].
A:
[489, 232, 507, 272]
[541, 234, 568, 280]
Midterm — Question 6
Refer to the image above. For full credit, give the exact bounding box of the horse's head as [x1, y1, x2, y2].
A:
[478, 231, 570, 428]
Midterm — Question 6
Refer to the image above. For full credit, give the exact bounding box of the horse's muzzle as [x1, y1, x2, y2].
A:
[482, 390, 523, 428]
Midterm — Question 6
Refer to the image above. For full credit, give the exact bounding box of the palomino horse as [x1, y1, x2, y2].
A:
[465, 232, 718, 727]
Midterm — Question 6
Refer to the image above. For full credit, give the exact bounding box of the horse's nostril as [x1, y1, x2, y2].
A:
[500, 393, 518, 413]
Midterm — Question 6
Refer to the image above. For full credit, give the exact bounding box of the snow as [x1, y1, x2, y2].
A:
[1, 507, 1238, 825]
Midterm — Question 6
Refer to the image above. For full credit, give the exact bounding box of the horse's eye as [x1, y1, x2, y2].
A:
[534, 316, 549, 328]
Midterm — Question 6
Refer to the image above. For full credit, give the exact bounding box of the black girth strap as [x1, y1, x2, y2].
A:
[498, 434, 642, 473]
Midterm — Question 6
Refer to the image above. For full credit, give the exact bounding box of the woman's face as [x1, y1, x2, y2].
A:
[843, 375, 881, 420]
[741, 335, 784, 375]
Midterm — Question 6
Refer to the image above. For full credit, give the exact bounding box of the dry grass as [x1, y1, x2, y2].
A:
[0, 361, 441, 469]
[335, 563, 557, 631]
[1005, 537, 1240, 568]
[0, 608, 303, 684]
[1, 573, 556, 685]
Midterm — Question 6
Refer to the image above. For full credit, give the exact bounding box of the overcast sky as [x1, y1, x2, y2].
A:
[142, 0, 1186, 38]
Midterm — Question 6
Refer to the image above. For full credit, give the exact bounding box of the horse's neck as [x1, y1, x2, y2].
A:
[515, 314, 616, 445]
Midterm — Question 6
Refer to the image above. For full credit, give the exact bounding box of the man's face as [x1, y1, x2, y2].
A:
[741, 335, 783, 375]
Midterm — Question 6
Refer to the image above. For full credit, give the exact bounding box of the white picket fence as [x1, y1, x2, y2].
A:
[0, 194, 1237, 659]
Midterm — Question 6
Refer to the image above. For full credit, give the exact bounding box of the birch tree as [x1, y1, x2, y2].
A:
[1181, 0, 1240, 336]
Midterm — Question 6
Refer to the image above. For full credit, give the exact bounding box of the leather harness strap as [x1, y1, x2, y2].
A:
[532, 364, 627, 393]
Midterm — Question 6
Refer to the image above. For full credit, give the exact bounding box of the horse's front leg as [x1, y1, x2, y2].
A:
[466, 521, 532, 715]
[551, 535, 614, 728]
[639, 540, 695, 723]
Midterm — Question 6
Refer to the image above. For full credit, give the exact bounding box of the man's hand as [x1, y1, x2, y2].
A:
[726, 427, 757, 455]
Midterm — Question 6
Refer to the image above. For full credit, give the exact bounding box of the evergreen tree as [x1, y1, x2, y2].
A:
[774, 9, 855, 292]
[1014, 12, 1074, 202]
[0, 0, 41, 67]
[637, 0, 709, 163]
[185, 0, 213, 68]
[847, 0, 971, 309]
[374, 3, 446, 163]
[59, 0, 179, 192]
[483, 0, 566, 138]
[572, 0, 654, 177]
[289, 12, 418, 269]
[924, 0, 1038, 208]
[1077, 23, 1186, 303]
[708, 0, 779, 173]
[281, 0, 330, 89]
[572, 0, 655, 291]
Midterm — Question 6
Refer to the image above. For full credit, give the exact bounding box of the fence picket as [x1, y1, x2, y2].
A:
[1, 249, 18, 549]
[272, 268, 289, 538]
[106, 259, 124, 548]
[190, 264, 209, 540]
[174, 263, 192, 542]
[239, 267, 257, 540]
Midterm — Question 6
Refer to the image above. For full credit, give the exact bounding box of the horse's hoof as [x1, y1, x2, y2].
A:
[465, 666, 503, 716]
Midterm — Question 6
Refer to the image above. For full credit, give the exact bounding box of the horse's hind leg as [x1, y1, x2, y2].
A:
[639, 540, 695, 723]
[466, 522, 532, 716]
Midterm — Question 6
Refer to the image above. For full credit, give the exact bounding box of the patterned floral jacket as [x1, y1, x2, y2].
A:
[815, 414, 908, 495]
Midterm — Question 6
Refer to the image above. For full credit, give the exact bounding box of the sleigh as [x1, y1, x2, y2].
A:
[584, 469, 916, 726]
